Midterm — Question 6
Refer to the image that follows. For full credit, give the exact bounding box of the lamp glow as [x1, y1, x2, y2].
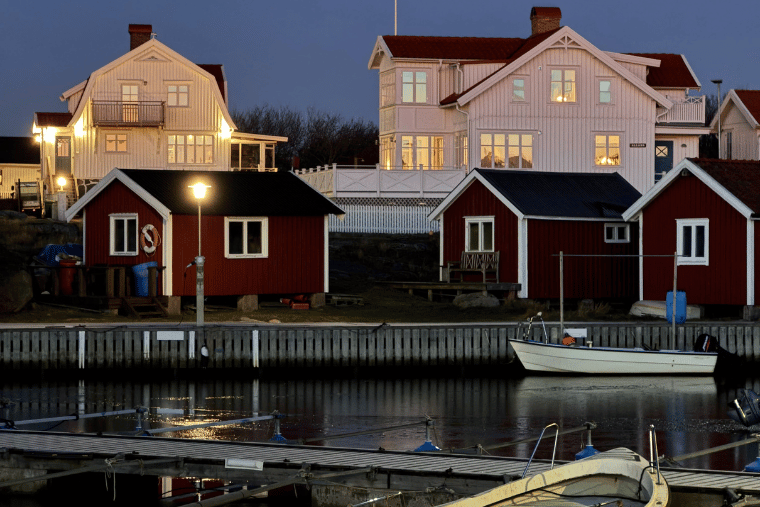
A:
[191, 182, 208, 200]
[57, 177, 67, 191]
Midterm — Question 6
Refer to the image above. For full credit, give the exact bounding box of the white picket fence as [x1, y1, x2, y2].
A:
[330, 204, 439, 234]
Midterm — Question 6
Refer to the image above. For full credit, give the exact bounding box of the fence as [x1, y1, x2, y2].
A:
[1, 322, 758, 373]
[330, 204, 439, 234]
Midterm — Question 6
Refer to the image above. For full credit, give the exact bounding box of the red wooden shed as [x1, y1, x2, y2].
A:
[428, 169, 641, 300]
[65, 169, 344, 308]
[623, 158, 760, 312]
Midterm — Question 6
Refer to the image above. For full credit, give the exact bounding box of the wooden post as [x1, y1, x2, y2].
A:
[672, 251, 677, 350]
[560, 251, 564, 333]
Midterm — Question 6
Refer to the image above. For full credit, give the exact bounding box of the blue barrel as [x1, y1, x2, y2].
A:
[666, 291, 686, 324]
[132, 261, 157, 296]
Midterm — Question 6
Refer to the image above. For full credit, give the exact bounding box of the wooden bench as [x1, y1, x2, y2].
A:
[446, 251, 500, 283]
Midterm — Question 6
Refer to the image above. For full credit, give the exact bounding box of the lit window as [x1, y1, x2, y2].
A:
[105, 133, 127, 152]
[481, 133, 533, 168]
[551, 69, 576, 102]
[480, 133, 505, 168]
[225, 217, 268, 258]
[402, 71, 427, 103]
[513, 78, 526, 102]
[604, 223, 629, 243]
[380, 72, 395, 107]
[454, 132, 468, 170]
[677, 219, 708, 266]
[599, 80, 611, 103]
[122, 84, 139, 122]
[508, 134, 533, 169]
[380, 137, 393, 170]
[401, 135, 443, 170]
[595, 135, 620, 166]
[167, 85, 189, 107]
[110, 214, 137, 256]
[465, 217, 494, 252]
[168, 134, 213, 164]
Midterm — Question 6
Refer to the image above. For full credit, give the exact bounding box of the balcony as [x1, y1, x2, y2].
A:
[656, 96, 705, 125]
[92, 101, 165, 127]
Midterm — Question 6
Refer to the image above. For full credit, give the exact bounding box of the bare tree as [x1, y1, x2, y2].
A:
[231, 105, 305, 170]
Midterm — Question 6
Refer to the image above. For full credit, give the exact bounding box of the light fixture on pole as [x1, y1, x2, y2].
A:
[711, 79, 722, 158]
[57, 176, 67, 192]
[189, 182, 210, 330]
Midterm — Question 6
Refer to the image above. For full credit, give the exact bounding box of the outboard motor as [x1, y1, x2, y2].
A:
[728, 389, 760, 427]
[693, 333, 718, 352]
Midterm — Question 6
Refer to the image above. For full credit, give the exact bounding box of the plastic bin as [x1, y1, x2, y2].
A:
[666, 290, 687, 324]
[59, 259, 77, 295]
[132, 261, 157, 296]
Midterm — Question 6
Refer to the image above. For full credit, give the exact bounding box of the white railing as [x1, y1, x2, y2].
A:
[295, 164, 465, 198]
[657, 96, 705, 125]
[330, 204, 439, 234]
[0, 191, 13, 199]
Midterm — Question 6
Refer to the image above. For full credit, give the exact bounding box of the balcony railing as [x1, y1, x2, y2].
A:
[92, 101, 165, 127]
[656, 96, 705, 125]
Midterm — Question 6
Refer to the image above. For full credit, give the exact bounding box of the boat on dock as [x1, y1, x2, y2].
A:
[510, 313, 718, 374]
[439, 447, 669, 507]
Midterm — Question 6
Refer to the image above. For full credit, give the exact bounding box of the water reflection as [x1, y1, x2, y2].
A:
[2, 376, 759, 472]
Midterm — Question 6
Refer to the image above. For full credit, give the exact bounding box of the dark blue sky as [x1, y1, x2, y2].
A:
[2, 0, 757, 136]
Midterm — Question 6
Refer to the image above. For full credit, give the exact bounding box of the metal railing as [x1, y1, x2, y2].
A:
[92, 101, 165, 127]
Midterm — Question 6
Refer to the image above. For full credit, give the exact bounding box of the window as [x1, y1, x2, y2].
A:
[122, 84, 139, 122]
[105, 133, 127, 153]
[465, 217, 494, 252]
[512, 78, 527, 102]
[380, 72, 395, 107]
[402, 71, 427, 103]
[110, 214, 137, 256]
[168, 134, 214, 164]
[225, 217, 268, 258]
[481, 133, 533, 169]
[380, 136, 393, 170]
[167, 85, 189, 107]
[550, 69, 576, 102]
[230, 142, 276, 171]
[677, 219, 708, 266]
[599, 79, 612, 103]
[605, 223, 629, 243]
[454, 132, 468, 170]
[726, 131, 733, 160]
[401, 135, 443, 170]
[595, 135, 620, 166]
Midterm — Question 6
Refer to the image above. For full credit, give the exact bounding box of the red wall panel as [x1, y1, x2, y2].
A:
[642, 174, 747, 305]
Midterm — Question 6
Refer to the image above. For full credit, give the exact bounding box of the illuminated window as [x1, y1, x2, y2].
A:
[105, 133, 127, 152]
[465, 217, 494, 252]
[454, 132, 468, 170]
[551, 69, 576, 102]
[677, 219, 708, 266]
[401, 135, 443, 169]
[595, 135, 620, 166]
[481, 133, 533, 169]
[380, 72, 395, 107]
[167, 85, 189, 107]
[402, 71, 427, 103]
[168, 134, 213, 164]
[380, 137, 393, 170]
[122, 84, 139, 122]
[225, 217, 268, 258]
[110, 214, 137, 256]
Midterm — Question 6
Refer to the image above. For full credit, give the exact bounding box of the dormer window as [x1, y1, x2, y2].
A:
[550, 69, 576, 103]
[402, 71, 427, 103]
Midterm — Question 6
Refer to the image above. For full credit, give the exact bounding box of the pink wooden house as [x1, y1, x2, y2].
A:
[711, 90, 760, 160]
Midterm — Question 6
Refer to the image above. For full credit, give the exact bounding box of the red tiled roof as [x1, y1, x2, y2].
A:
[689, 158, 760, 214]
[382, 36, 526, 60]
[196, 64, 226, 103]
[626, 53, 699, 88]
[734, 90, 760, 125]
[34, 112, 72, 127]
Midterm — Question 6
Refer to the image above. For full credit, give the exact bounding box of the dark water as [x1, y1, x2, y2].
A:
[2, 375, 760, 504]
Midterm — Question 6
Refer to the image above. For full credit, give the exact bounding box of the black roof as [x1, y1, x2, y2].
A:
[473, 169, 641, 219]
[0, 137, 40, 165]
[119, 169, 344, 216]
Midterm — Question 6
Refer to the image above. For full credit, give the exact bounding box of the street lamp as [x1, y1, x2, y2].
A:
[712, 79, 722, 158]
[189, 182, 210, 329]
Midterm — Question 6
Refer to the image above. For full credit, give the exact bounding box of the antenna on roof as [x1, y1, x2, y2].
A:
[150, 32, 157, 40]
[394, 0, 397, 35]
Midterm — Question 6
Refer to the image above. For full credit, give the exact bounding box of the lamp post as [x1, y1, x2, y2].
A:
[712, 79, 722, 158]
[190, 182, 209, 329]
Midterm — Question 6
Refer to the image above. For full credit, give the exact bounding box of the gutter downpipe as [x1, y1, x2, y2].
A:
[453, 64, 470, 173]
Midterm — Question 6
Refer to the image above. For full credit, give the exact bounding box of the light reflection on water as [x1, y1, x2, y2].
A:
[2, 376, 759, 475]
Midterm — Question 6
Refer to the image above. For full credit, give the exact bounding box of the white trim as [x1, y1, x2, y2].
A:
[109, 213, 139, 256]
[518, 218, 528, 298]
[748, 219, 755, 306]
[232, 132, 289, 143]
[428, 170, 525, 222]
[439, 214, 445, 281]
[604, 223, 630, 243]
[638, 214, 644, 301]
[710, 89, 760, 130]
[164, 214, 172, 296]
[82, 208, 87, 266]
[324, 215, 330, 293]
[464, 216, 495, 252]
[676, 218, 709, 266]
[224, 217, 269, 258]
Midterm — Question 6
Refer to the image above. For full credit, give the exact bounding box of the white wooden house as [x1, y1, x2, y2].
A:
[0, 137, 40, 200]
[710, 89, 760, 160]
[298, 6, 709, 233]
[32, 24, 286, 206]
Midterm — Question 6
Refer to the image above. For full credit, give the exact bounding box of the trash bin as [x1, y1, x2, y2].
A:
[132, 261, 157, 296]
[666, 290, 686, 324]
[59, 259, 77, 295]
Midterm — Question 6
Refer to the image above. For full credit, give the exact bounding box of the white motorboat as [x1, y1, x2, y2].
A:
[440, 447, 669, 507]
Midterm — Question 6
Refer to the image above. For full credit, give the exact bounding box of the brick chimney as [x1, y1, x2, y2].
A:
[128, 24, 153, 50]
[530, 7, 561, 36]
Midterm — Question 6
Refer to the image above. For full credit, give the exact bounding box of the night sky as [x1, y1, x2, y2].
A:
[2, 0, 758, 137]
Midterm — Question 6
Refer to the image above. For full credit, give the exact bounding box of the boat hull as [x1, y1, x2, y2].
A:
[510, 339, 717, 374]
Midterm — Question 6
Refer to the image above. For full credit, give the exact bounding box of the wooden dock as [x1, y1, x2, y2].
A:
[1, 430, 760, 504]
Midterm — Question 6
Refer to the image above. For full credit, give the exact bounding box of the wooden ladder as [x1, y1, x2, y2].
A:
[122, 297, 168, 319]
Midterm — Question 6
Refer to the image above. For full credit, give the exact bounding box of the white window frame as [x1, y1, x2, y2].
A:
[550, 68, 576, 103]
[105, 133, 128, 153]
[598, 78, 613, 104]
[168, 134, 214, 165]
[480, 132, 534, 169]
[167, 84, 189, 107]
[595, 134, 621, 166]
[465, 217, 495, 253]
[604, 223, 630, 243]
[401, 135, 443, 170]
[225, 217, 269, 259]
[401, 70, 428, 104]
[454, 132, 468, 170]
[512, 77, 529, 103]
[380, 71, 395, 107]
[677, 219, 709, 266]
[109, 213, 138, 256]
